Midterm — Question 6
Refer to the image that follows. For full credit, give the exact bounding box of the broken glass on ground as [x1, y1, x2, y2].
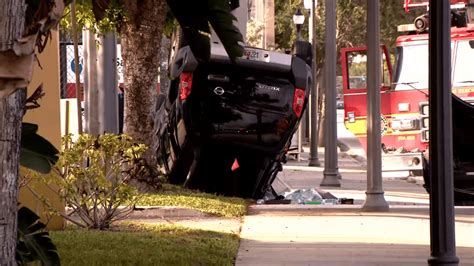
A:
[283, 188, 323, 204]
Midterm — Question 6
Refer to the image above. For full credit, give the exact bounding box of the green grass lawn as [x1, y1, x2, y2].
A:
[51, 223, 239, 266]
[136, 184, 250, 217]
[49, 184, 248, 265]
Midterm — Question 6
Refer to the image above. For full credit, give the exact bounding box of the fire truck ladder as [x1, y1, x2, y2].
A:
[402, 0, 473, 32]
[404, 0, 470, 12]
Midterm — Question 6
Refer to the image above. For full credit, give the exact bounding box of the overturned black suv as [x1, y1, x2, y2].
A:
[154, 41, 311, 199]
[422, 94, 474, 204]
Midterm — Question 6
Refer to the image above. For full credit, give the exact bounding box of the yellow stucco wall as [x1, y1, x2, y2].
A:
[19, 30, 65, 230]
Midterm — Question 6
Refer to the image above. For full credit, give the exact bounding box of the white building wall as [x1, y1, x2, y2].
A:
[247, 0, 275, 49]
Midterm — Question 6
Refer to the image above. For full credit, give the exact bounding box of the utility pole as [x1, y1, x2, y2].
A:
[308, 0, 321, 167]
[71, 0, 83, 134]
[362, 0, 389, 211]
[83, 29, 99, 135]
[320, 0, 341, 187]
[97, 33, 119, 134]
[428, 0, 459, 264]
[84, 31, 119, 135]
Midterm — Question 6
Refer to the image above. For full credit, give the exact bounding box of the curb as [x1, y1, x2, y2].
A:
[128, 206, 208, 219]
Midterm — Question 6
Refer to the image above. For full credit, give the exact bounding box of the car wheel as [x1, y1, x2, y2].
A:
[253, 161, 280, 199]
[168, 27, 188, 71]
[235, 153, 279, 199]
[185, 144, 234, 194]
[167, 138, 195, 185]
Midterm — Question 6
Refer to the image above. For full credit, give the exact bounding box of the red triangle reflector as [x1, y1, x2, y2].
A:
[231, 158, 240, 171]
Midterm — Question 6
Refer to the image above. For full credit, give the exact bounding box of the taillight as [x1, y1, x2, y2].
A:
[179, 72, 193, 101]
[292, 88, 305, 118]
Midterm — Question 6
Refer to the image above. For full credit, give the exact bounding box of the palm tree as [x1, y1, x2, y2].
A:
[0, 0, 242, 261]
[0, 0, 65, 262]
[120, 0, 244, 166]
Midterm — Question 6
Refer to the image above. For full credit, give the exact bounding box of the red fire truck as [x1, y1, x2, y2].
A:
[340, 0, 474, 176]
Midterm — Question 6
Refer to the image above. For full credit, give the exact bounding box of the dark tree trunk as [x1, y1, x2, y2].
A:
[0, 89, 26, 265]
[0, 0, 27, 263]
[121, 0, 167, 165]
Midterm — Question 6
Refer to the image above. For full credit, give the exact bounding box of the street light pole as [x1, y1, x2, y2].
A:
[307, 0, 321, 167]
[97, 33, 119, 134]
[362, 0, 389, 211]
[83, 29, 99, 135]
[293, 8, 305, 161]
[428, 0, 459, 264]
[320, 0, 341, 187]
[293, 8, 304, 41]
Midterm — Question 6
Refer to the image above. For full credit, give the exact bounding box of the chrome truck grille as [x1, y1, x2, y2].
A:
[419, 101, 429, 142]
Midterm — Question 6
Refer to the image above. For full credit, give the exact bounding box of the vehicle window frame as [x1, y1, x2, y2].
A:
[452, 39, 474, 88]
[340, 46, 392, 94]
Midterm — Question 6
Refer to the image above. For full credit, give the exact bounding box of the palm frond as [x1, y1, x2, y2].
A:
[167, 0, 243, 61]
[207, 0, 244, 61]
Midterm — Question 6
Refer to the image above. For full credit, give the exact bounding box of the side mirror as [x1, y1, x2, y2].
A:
[469, 40, 474, 49]
[230, 0, 239, 10]
[293, 40, 313, 66]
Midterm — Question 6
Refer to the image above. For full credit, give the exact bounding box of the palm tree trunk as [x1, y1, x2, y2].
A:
[0, 89, 26, 265]
[121, 0, 167, 166]
[317, 65, 326, 147]
[0, 0, 26, 263]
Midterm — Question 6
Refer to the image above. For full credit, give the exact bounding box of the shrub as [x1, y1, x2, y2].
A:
[34, 134, 155, 230]
[16, 207, 60, 266]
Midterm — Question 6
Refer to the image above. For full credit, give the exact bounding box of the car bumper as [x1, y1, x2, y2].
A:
[382, 152, 423, 172]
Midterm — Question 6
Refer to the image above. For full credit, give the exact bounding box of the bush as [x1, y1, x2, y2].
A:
[16, 207, 60, 266]
[35, 134, 157, 230]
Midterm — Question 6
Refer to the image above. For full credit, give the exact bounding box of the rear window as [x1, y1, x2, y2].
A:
[195, 63, 295, 105]
[452, 40, 474, 87]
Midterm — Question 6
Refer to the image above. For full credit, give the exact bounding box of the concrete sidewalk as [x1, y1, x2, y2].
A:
[236, 153, 474, 265]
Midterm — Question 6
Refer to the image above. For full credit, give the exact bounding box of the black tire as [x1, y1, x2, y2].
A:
[167, 139, 195, 184]
[254, 161, 280, 199]
[185, 144, 234, 194]
[156, 103, 195, 184]
[168, 27, 188, 72]
[166, 79, 180, 109]
[422, 156, 474, 204]
[155, 95, 173, 174]
[293, 40, 313, 66]
[166, 27, 188, 107]
[235, 153, 278, 199]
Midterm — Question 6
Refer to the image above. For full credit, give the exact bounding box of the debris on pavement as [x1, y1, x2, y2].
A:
[257, 188, 354, 205]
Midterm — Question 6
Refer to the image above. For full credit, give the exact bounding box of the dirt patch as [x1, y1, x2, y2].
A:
[125, 207, 242, 234]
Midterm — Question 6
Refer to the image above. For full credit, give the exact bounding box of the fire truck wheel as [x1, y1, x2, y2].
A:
[409, 170, 423, 177]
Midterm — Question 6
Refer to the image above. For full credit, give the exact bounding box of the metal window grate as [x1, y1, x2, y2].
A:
[59, 42, 83, 99]
[419, 101, 429, 142]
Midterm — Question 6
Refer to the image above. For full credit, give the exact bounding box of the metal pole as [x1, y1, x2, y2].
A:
[320, 0, 341, 187]
[309, 0, 321, 167]
[297, 123, 302, 162]
[83, 29, 99, 135]
[296, 27, 302, 40]
[70, 0, 83, 134]
[83, 30, 89, 133]
[294, 8, 304, 160]
[306, 5, 313, 145]
[97, 33, 119, 134]
[428, 0, 459, 264]
[362, 0, 389, 212]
